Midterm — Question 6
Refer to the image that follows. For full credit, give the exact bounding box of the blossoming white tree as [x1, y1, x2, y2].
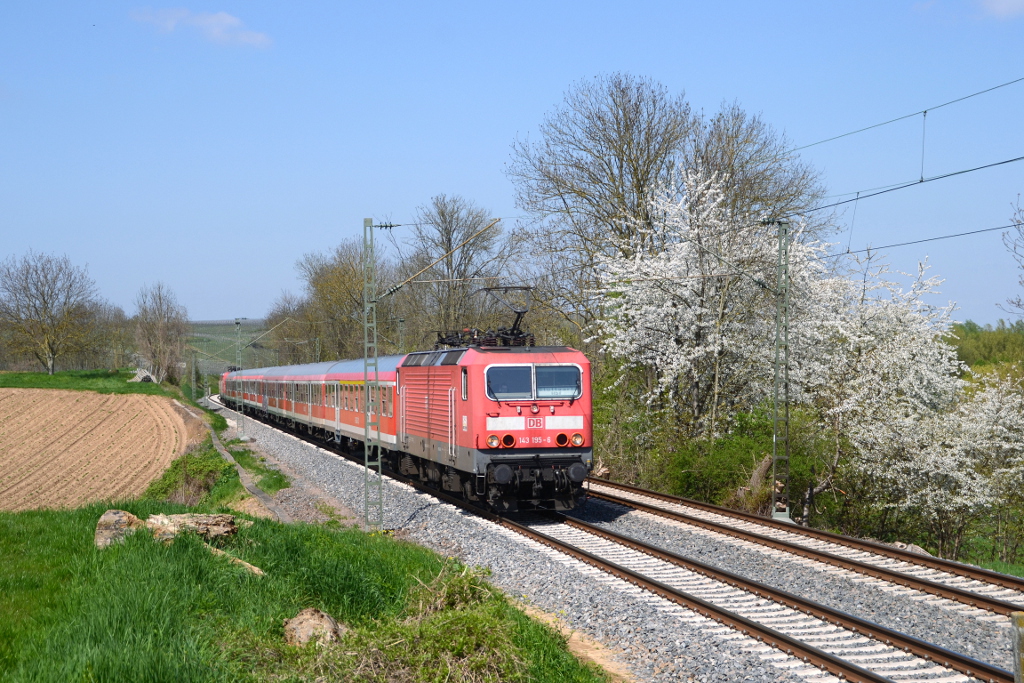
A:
[598, 169, 791, 437]
[598, 169, 1024, 553]
[792, 258, 963, 511]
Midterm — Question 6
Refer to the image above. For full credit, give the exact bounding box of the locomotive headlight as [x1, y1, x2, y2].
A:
[486, 434, 500, 449]
[571, 433, 584, 447]
[530, 403, 539, 414]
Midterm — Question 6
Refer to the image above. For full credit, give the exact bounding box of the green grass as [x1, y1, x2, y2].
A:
[978, 560, 1024, 579]
[0, 369, 174, 396]
[229, 446, 291, 496]
[141, 437, 243, 506]
[0, 503, 605, 683]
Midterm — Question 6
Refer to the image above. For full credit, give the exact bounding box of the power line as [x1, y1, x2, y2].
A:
[507, 152, 1023, 252]
[798, 153, 1024, 216]
[790, 75, 1024, 152]
[818, 222, 1017, 260]
[530, 220, 1018, 290]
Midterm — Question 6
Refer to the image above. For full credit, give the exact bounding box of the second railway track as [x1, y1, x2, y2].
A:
[585, 479, 1024, 616]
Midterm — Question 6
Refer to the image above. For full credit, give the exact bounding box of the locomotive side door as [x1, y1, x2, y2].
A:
[447, 386, 456, 463]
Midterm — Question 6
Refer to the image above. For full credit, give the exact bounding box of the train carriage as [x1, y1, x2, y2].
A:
[221, 345, 592, 510]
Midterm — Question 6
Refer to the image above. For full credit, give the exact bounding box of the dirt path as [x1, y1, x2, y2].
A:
[0, 388, 202, 512]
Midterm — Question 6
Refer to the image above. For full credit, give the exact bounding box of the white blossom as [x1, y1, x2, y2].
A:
[597, 168, 1024, 552]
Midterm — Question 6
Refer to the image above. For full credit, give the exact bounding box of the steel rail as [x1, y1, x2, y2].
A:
[586, 488, 1023, 615]
[589, 478, 1024, 592]
[217, 401, 1010, 683]
[541, 512, 1011, 683]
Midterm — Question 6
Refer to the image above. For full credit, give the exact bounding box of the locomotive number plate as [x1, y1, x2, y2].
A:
[526, 417, 544, 429]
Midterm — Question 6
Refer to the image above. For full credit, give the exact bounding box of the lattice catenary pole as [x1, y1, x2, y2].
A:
[235, 318, 249, 442]
[771, 220, 792, 522]
[363, 218, 384, 531]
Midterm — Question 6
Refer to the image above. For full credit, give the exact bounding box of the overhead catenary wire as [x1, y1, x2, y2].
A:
[377, 218, 502, 299]
[816, 221, 1018, 260]
[789, 75, 1024, 152]
[795, 153, 1024, 217]
[523, 219, 1019, 291]
[509, 152, 1024, 252]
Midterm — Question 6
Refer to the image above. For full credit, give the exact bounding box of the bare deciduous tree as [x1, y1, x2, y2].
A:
[507, 73, 829, 345]
[0, 251, 99, 374]
[266, 238, 401, 362]
[684, 101, 827, 226]
[399, 194, 510, 341]
[135, 282, 189, 383]
[96, 302, 134, 370]
[509, 73, 693, 260]
[507, 74, 693, 344]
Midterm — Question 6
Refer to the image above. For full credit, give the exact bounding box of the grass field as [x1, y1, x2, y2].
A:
[0, 501, 604, 683]
[0, 369, 172, 396]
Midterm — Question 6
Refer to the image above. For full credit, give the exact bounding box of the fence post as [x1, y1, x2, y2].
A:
[1014, 611, 1024, 683]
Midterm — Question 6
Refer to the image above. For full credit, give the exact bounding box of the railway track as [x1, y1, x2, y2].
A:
[214, 398, 1014, 683]
[586, 479, 1024, 617]
[519, 514, 1009, 683]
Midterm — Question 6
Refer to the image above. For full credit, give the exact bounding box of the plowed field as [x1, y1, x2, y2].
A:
[0, 388, 200, 511]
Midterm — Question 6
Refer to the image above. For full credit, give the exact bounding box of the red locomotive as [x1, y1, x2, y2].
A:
[220, 345, 592, 510]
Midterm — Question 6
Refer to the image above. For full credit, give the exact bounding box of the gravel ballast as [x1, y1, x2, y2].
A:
[220, 410, 814, 683]
[567, 497, 1014, 672]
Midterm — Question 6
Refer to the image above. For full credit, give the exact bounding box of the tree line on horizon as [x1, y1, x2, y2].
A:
[0, 251, 189, 384]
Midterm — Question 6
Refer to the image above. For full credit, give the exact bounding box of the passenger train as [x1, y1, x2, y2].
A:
[220, 345, 592, 510]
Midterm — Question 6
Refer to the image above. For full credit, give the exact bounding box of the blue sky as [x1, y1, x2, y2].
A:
[2, 1, 1023, 323]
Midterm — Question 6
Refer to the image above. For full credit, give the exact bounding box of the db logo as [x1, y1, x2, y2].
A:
[527, 417, 544, 429]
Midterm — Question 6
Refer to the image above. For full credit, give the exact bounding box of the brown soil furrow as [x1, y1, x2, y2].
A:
[0, 393, 122, 490]
[5, 410, 146, 508]
[0, 399, 97, 490]
[73, 397, 183, 503]
[0, 389, 197, 511]
[1, 400, 132, 506]
[127, 399, 184, 492]
[30, 408, 143, 507]
[0, 393, 82, 463]
[103, 399, 177, 499]
[42, 400, 164, 507]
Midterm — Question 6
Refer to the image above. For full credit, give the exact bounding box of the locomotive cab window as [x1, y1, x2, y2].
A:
[485, 364, 582, 401]
[536, 365, 582, 399]
[485, 366, 533, 400]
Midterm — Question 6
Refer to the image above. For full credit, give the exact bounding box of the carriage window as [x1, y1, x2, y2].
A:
[485, 366, 533, 400]
[461, 368, 468, 401]
[536, 366, 582, 399]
